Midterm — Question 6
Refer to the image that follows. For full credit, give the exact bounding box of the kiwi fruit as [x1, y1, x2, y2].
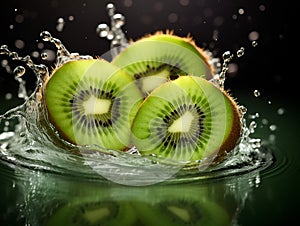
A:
[43, 59, 143, 151]
[131, 75, 241, 165]
[112, 31, 214, 97]
[45, 192, 137, 226]
[133, 185, 230, 226]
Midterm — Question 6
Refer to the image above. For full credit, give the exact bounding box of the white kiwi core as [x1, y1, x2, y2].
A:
[141, 70, 169, 93]
[82, 95, 111, 115]
[168, 111, 194, 133]
[167, 205, 191, 222]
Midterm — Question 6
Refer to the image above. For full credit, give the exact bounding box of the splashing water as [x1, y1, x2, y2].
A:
[0, 3, 273, 186]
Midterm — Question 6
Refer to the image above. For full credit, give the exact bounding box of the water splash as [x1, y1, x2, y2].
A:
[0, 3, 273, 186]
[96, 3, 129, 59]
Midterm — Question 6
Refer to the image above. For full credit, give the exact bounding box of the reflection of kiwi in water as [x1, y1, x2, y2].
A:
[134, 186, 230, 226]
[131, 76, 241, 165]
[112, 31, 214, 97]
[43, 59, 143, 150]
[45, 196, 137, 226]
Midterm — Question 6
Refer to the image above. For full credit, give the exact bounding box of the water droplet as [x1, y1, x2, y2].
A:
[252, 41, 258, 47]
[40, 31, 52, 41]
[107, 3, 116, 16]
[5, 93, 13, 100]
[249, 112, 260, 119]
[258, 4, 266, 12]
[238, 8, 245, 15]
[96, 24, 110, 37]
[269, 134, 276, 143]
[15, 39, 25, 49]
[222, 51, 233, 63]
[68, 15, 75, 21]
[277, 108, 285, 115]
[237, 47, 245, 57]
[41, 52, 48, 60]
[248, 31, 259, 41]
[56, 17, 65, 32]
[113, 14, 125, 28]
[250, 138, 261, 148]
[31, 51, 39, 58]
[261, 118, 269, 125]
[269, 124, 277, 131]
[253, 90, 260, 97]
[239, 105, 247, 115]
[249, 121, 257, 133]
[13, 66, 26, 78]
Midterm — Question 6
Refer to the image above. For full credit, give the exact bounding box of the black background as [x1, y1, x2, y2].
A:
[0, 0, 290, 97]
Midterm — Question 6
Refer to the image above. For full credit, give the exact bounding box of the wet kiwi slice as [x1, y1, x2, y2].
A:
[112, 31, 214, 97]
[131, 76, 241, 165]
[43, 59, 143, 151]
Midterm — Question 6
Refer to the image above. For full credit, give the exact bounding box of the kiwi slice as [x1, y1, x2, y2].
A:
[112, 31, 214, 97]
[45, 194, 137, 226]
[43, 59, 143, 151]
[131, 76, 241, 165]
[133, 185, 230, 226]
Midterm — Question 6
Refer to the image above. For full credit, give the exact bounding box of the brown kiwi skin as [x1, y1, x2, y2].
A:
[36, 63, 79, 152]
[126, 29, 215, 80]
[211, 90, 242, 165]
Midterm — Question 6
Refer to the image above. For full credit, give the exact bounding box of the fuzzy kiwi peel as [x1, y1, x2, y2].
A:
[131, 75, 241, 165]
[43, 59, 143, 151]
[112, 31, 214, 97]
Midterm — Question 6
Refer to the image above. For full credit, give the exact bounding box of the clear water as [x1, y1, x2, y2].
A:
[0, 3, 274, 187]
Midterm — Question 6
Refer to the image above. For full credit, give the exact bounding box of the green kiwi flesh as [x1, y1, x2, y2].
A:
[45, 197, 137, 226]
[131, 76, 241, 164]
[112, 32, 214, 97]
[134, 186, 230, 226]
[44, 59, 143, 151]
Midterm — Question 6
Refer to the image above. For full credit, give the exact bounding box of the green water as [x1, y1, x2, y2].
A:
[1, 92, 298, 226]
